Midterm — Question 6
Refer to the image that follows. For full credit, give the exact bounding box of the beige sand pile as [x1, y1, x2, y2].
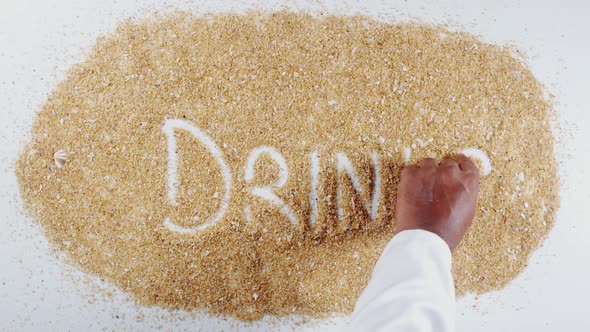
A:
[16, 12, 559, 320]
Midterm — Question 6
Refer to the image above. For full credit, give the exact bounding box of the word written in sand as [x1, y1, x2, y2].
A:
[162, 119, 492, 234]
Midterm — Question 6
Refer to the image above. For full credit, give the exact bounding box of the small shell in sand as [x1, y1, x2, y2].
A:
[53, 150, 67, 169]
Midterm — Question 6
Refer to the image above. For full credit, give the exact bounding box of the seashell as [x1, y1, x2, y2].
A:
[53, 150, 67, 169]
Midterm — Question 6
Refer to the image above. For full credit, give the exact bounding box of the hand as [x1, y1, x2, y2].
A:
[395, 154, 480, 251]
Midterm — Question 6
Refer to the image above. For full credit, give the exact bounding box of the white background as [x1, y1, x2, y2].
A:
[1, 0, 589, 331]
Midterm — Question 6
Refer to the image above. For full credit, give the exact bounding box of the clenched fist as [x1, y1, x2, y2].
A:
[395, 154, 480, 251]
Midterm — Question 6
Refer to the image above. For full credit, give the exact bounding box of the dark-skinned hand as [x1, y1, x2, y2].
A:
[395, 154, 480, 251]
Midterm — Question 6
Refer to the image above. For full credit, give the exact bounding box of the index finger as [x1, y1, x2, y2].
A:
[454, 154, 479, 175]
[401, 163, 418, 177]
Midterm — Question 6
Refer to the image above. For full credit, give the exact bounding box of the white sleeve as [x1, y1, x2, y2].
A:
[348, 229, 455, 332]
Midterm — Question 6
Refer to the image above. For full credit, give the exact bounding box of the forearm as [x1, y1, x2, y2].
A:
[349, 229, 456, 332]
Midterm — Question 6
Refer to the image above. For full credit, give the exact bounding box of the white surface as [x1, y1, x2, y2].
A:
[1, 0, 589, 331]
